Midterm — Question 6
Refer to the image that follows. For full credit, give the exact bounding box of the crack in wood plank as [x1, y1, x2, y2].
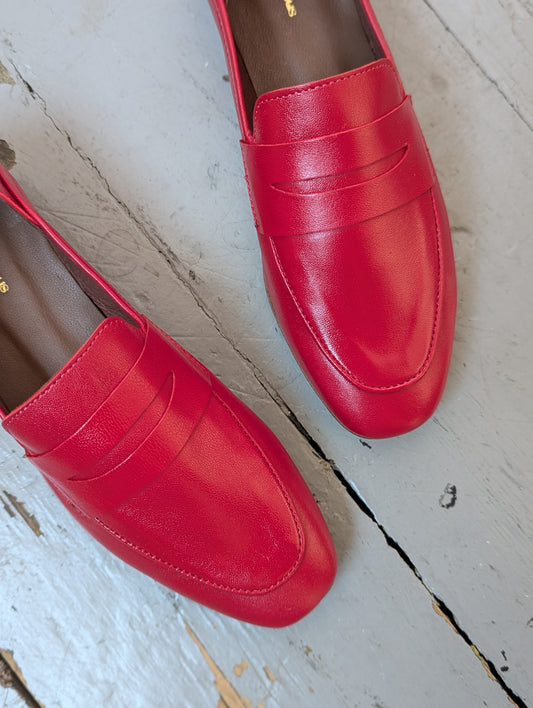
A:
[332, 466, 528, 707]
[0, 649, 45, 708]
[2, 491, 42, 537]
[279, 416, 529, 707]
[421, 0, 532, 131]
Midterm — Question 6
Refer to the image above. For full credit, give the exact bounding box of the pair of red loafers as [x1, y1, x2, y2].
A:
[0, 0, 456, 626]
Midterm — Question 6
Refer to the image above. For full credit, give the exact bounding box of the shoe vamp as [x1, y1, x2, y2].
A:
[271, 190, 441, 391]
[99, 390, 303, 594]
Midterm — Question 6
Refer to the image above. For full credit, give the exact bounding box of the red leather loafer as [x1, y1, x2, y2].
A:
[0, 165, 335, 626]
[209, 0, 457, 437]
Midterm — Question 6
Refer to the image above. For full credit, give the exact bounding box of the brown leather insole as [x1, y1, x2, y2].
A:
[226, 0, 381, 121]
[0, 200, 106, 412]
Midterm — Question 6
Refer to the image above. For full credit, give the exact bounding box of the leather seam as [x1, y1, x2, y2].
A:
[269, 193, 442, 391]
[57, 388, 304, 596]
[246, 95, 438, 239]
[26, 322, 150, 461]
[211, 387, 305, 577]
[155, 328, 303, 574]
[270, 144, 408, 196]
[253, 62, 395, 126]
[95, 386, 214, 514]
[4, 319, 121, 431]
[66, 371, 176, 485]
[94, 518, 301, 596]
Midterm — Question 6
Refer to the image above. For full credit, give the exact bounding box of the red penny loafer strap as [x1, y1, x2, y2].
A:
[30, 319, 213, 512]
[241, 96, 436, 238]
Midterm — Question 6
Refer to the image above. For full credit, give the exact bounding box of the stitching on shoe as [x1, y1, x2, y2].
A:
[63, 387, 304, 596]
[211, 387, 304, 572]
[156, 325, 212, 377]
[4, 319, 121, 431]
[152, 324, 303, 572]
[94, 516, 302, 595]
[268, 192, 443, 391]
[254, 62, 394, 125]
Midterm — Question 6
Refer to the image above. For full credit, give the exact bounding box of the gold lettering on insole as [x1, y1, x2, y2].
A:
[0, 277, 9, 293]
[283, 0, 297, 17]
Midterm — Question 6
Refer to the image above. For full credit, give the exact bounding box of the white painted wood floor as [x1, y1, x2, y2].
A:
[0, 1, 531, 706]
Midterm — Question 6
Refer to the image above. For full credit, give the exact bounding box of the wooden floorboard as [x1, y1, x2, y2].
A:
[0, 1, 531, 705]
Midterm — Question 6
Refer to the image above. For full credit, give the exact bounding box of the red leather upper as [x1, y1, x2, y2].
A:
[0, 166, 336, 626]
[209, 0, 457, 437]
[4, 317, 305, 593]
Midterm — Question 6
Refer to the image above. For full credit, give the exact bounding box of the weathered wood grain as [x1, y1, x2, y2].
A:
[0, 648, 42, 708]
[0, 436, 508, 707]
[419, 0, 533, 130]
[0, 52, 510, 708]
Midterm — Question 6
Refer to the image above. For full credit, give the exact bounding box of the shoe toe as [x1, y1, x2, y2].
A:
[4, 308, 336, 626]
[96, 374, 336, 626]
[263, 184, 456, 438]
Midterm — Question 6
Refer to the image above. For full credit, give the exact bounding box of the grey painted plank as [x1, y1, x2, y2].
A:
[416, 0, 533, 130]
[0, 38, 509, 708]
[0, 691, 29, 708]
[0, 440, 508, 708]
[0, 0, 531, 704]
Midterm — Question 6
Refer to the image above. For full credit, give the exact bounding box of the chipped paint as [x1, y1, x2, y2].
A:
[263, 666, 276, 683]
[0, 61, 15, 85]
[0, 649, 44, 708]
[2, 491, 42, 536]
[430, 602, 525, 703]
[0, 140, 16, 170]
[471, 645, 498, 683]
[1, 495, 15, 517]
[233, 660, 248, 677]
[439, 483, 458, 509]
[432, 600, 458, 633]
[185, 623, 254, 708]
